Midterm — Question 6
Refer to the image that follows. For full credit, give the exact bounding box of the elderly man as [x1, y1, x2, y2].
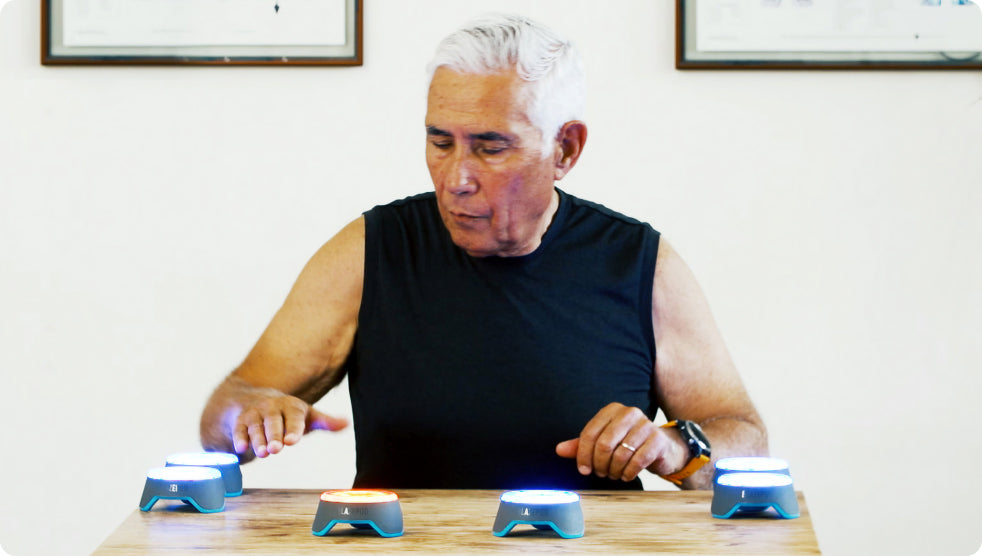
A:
[200, 14, 767, 491]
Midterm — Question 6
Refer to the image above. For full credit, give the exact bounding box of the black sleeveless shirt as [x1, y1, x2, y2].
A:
[348, 189, 660, 490]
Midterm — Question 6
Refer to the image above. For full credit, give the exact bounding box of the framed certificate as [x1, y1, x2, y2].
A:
[677, 0, 982, 69]
[42, 0, 362, 66]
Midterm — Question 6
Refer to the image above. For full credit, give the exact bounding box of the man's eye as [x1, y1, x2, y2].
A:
[480, 146, 506, 156]
[431, 141, 452, 150]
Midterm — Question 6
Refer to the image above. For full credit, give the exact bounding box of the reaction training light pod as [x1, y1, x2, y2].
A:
[312, 490, 404, 537]
[492, 490, 584, 538]
[166, 452, 243, 496]
[713, 457, 790, 483]
[139, 466, 226, 513]
[711, 472, 800, 519]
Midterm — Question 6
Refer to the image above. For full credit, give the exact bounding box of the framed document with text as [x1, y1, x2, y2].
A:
[677, 0, 982, 69]
[42, 0, 362, 66]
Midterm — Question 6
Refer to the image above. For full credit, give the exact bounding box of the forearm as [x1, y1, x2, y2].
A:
[680, 415, 768, 490]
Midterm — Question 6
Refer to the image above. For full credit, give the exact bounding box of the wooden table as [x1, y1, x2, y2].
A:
[94, 489, 821, 554]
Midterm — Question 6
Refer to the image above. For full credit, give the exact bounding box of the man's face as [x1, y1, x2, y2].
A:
[425, 67, 560, 258]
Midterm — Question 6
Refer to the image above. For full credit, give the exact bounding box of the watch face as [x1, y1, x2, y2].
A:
[684, 421, 711, 454]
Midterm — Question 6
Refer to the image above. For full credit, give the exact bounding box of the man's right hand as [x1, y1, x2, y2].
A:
[201, 376, 349, 462]
[232, 388, 349, 459]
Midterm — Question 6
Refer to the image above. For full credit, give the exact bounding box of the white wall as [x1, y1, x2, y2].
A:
[2, 1, 980, 555]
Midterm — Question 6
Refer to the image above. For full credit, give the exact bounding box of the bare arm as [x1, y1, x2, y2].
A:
[557, 238, 767, 489]
[200, 217, 365, 461]
[650, 238, 768, 489]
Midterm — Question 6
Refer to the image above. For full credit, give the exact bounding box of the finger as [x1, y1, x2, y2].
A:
[607, 421, 648, 480]
[232, 413, 252, 455]
[591, 406, 643, 478]
[555, 438, 579, 459]
[307, 408, 350, 433]
[575, 404, 621, 473]
[264, 411, 285, 454]
[575, 404, 624, 476]
[607, 420, 651, 480]
[621, 436, 659, 482]
[240, 408, 269, 458]
[282, 404, 308, 446]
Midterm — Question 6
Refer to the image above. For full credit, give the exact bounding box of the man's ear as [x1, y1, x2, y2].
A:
[553, 121, 588, 181]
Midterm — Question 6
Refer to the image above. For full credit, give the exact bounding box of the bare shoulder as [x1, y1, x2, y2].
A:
[293, 216, 365, 297]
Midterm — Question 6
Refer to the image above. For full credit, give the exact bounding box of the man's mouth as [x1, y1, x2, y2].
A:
[450, 210, 488, 220]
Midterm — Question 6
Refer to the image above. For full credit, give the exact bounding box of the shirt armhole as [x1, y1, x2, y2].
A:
[640, 227, 660, 376]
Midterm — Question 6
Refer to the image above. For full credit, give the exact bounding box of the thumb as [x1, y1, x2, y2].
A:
[555, 438, 579, 459]
[307, 408, 350, 432]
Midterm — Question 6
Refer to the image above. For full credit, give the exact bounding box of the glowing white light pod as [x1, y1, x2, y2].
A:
[140, 466, 225, 513]
[493, 490, 584, 538]
[716, 457, 789, 473]
[499, 490, 580, 505]
[146, 466, 221, 481]
[712, 472, 799, 519]
[166, 452, 239, 466]
[166, 452, 242, 496]
[714, 457, 791, 483]
[718, 472, 793, 488]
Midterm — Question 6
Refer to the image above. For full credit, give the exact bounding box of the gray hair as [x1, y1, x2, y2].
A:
[426, 14, 585, 154]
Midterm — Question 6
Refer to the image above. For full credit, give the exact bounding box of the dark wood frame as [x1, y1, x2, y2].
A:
[42, 0, 362, 66]
[676, 0, 982, 70]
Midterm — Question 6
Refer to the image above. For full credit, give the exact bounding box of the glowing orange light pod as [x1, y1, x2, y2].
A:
[319, 489, 399, 504]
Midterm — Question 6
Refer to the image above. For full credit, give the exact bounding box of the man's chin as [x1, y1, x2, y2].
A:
[452, 238, 497, 258]
[446, 230, 502, 258]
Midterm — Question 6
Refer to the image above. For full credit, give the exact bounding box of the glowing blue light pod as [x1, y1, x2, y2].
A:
[312, 490, 404, 538]
[713, 457, 790, 483]
[139, 466, 226, 513]
[166, 452, 243, 496]
[493, 490, 584, 538]
[711, 472, 799, 519]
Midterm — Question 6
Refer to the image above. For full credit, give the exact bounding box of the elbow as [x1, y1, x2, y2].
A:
[757, 423, 770, 457]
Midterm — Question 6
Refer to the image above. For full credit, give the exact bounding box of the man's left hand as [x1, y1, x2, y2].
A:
[555, 402, 687, 482]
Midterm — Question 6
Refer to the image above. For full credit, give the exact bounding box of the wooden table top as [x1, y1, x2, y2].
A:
[94, 489, 820, 554]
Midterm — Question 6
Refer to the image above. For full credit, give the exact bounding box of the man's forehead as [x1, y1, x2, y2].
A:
[426, 67, 534, 124]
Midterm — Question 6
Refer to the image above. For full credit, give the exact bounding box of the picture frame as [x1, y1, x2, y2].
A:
[676, 0, 982, 69]
[42, 0, 362, 66]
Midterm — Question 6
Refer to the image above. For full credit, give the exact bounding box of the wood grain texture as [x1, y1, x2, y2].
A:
[94, 489, 821, 554]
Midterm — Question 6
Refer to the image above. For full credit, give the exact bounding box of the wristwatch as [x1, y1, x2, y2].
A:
[659, 420, 711, 486]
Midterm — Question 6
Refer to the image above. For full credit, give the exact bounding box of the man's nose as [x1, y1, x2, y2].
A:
[445, 148, 478, 196]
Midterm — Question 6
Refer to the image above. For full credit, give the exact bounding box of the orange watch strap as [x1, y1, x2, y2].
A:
[659, 420, 710, 486]
[661, 454, 711, 486]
